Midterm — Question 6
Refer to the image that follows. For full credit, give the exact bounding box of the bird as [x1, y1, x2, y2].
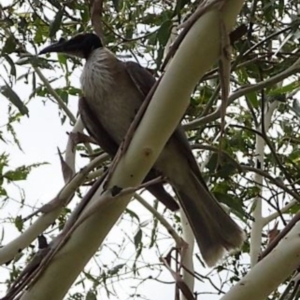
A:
[39, 33, 244, 266]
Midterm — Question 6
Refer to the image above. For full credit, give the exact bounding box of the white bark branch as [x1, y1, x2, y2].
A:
[64, 117, 86, 175]
[250, 100, 279, 266]
[263, 200, 297, 226]
[221, 221, 300, 300]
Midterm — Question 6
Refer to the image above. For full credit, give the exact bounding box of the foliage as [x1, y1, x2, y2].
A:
[1, 0, 300, 299]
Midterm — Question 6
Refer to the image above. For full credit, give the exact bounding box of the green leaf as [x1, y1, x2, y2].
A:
[57, 53, 67, 66]
[269, 81, 300, 96]
[107, 263, 125, 276]
[125, 208, 140, 222]
[112, 0, 123, 12]
[49, 9, 64, 38]
[215, 192, 245, 221]
[156, 20, 172, 45]
[6, 122, 23, 151]
[246, 92, 259, 109]
[85, 291, 97, 300]
[156, 20, 173, 68]
[134, 229, 142, 250]
[0, 186, 7, 196]
[15, 216, 24, 232]
[83, 271, 98, 283]
[0, 82, 29, 116]
[80, 8, 90, 23]
[2, 36, 17, 55]
[4, 167, 28, 181]
[55, 88, 68, 104]
[16, 56, 54, 70]
[4, 55, 17, 77]
[0, 153, 9, 175]
[4, 163, 47, 182]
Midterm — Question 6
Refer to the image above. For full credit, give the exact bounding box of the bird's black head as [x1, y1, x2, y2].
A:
[39, 33, 103, 59]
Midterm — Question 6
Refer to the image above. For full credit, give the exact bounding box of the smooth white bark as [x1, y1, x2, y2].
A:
[21, 2, 244, 299]
[180, 210, 195, 300]
[64, 117, 85, 175]
[221, 222, 300, 300]
[250, 100, 279, 266]
[250, 128, 264, 266]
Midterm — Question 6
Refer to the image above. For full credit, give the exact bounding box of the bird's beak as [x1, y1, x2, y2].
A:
[39, 38, 68, 55]
[39, 38, 84, 57]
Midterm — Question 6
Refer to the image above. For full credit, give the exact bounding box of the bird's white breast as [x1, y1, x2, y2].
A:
[79, 47, 143, 143]
[80, 48, 114, 101]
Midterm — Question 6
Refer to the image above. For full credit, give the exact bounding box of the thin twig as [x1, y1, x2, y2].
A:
[90, 0, 104, 43]
[260, 212, 300, 260]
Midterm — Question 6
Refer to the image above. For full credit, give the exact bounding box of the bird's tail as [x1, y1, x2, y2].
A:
[175, 171, 244, 267]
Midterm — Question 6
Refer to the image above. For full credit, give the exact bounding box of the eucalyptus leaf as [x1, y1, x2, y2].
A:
[49, 9, 64, 38]
[4, 55, 16, 77]
[0, 83, 29, 116]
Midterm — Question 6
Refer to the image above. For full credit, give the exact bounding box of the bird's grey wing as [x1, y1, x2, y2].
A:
[172, 126, 209, 189]
[79, 96, 179, 211]
[125, 61, 207, 187]
[79, 97, 119, 155]
[125, 61, 245, 266]
[125, 61, 156, 97]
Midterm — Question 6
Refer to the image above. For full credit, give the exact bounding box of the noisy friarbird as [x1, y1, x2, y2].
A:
[40, 33, 244, 266]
